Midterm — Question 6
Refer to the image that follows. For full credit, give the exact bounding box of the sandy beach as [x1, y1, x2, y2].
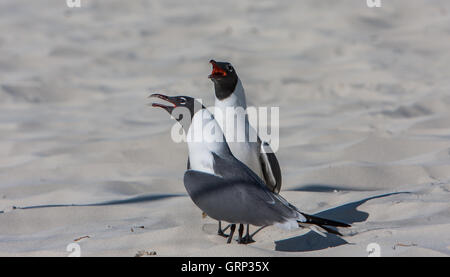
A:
[1, 0, 450, 256]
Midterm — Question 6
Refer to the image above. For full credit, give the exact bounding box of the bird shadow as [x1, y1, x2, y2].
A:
[0, 193, 184, 213]
[275, 191, 409, 252]
[275, 231, 348, 252]
[288, 183, 373, 192]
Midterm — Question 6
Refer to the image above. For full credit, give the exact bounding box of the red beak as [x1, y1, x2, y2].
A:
[149, 93, 177, 113]
[209, 60, 227, 79]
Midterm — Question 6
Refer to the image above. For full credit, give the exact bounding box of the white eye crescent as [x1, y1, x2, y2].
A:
[226, 65, 233, 72]
[179, 97, 187, 104]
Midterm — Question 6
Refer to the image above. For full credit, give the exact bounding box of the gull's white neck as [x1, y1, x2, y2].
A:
[186, 108, 230, 174]
[211, 77, 265, 181]
[213, 78, 252, 143]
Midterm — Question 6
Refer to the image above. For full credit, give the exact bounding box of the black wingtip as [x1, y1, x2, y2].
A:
[302, 213, 351, 228]
[319, 225, 344, 236]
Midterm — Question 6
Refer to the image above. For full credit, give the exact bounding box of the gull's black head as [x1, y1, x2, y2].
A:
[209, 59, 238, 100]
[150, 93, 203, 131]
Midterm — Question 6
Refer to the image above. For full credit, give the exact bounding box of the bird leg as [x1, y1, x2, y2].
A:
[237, 224, 244, 243]
[217, 221, 230, 237]
[240, 224, 256, 244]
[226, 224, 236, 244]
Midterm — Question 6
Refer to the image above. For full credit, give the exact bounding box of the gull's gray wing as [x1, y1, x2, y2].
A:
[183, 168, 297, 226]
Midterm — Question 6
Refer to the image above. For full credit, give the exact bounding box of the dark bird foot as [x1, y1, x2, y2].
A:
[217, 222, 231, 238]
[217, 229, 229, 238]
[237, 224, 256, 244]
[238, 234, 256, 244]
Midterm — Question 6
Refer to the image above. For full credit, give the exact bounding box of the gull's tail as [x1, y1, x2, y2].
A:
[298, 213, 350, 237]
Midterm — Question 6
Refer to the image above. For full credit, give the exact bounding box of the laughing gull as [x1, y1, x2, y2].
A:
[208, 60, 281, 193]
[150, 94, 350, 244]
[208, 60, 282, 241]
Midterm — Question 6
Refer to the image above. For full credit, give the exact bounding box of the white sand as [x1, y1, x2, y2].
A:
[1, 0, 450, 256]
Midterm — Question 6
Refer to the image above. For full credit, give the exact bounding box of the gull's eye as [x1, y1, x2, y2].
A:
[226, 65, 233, 72]
[179, 97, 187, 104]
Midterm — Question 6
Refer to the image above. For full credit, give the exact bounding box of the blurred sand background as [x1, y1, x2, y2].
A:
[1, 0, 450, 256]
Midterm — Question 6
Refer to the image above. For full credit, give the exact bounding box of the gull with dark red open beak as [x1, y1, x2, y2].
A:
[208, 60, 283, 243]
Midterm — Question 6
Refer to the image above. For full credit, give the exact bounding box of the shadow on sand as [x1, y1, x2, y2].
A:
[0, 193, 184, 213]
[275, 191, 409, 252]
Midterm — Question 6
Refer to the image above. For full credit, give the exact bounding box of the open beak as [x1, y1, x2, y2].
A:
[149, 93, 177, 113]
[208, 60, 227, 79]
